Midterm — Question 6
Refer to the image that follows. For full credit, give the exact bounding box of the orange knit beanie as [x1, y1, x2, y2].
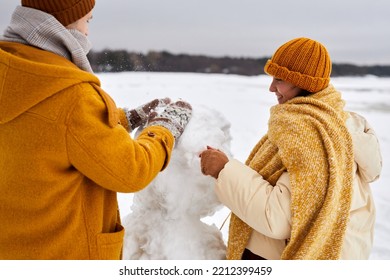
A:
[21, 0, 95, 26]
[264, 37, 332, 93]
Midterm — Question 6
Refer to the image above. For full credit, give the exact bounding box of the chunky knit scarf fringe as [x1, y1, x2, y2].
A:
[1, 6, 93, 73]
[227, 85, 354, 260]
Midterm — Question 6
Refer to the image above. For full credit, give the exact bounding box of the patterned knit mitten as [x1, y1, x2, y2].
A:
[124, 98, 171, 130]
[146, 100, 192, 140]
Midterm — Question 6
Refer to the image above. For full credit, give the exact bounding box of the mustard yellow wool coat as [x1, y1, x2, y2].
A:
[0, 42, 174, 259]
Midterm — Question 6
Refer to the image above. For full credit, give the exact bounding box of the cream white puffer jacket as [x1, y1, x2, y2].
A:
[216, 112, 382, 259]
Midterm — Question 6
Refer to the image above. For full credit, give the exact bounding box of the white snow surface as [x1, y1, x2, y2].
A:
[122, 105, 231, 259]
[97, 72, 390, 260]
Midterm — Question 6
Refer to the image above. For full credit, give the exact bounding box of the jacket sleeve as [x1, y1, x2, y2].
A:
[215, 159, 292, 239]
[117, 108, 131, 132]
[346, 112, 382, 183]
[65, 84, 175, 193]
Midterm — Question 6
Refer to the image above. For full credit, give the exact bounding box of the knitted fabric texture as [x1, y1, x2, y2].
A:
[1, 6, 93, 72]
[226, 85, 354, 260]
[147, 104, 192, 139]
[22, 0, 95, 26]
[264, 37, 332, 93]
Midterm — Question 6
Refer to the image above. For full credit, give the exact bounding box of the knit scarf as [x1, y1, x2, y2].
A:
[227, 85, 354, 260]
[1, 6, 93, 72]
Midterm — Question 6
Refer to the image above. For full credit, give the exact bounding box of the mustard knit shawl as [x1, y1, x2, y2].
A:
[227, 85, 354, 260]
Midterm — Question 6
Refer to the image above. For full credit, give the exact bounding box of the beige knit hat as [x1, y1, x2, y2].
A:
[22, 0, 95, 26]
[264, 37, 332, 93]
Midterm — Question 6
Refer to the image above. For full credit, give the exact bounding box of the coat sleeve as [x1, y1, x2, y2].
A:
[117, 108, 131, 132]
[65, 84, 175, 193]
[215, 159, 292, 239]
[346, 112, 382, 183]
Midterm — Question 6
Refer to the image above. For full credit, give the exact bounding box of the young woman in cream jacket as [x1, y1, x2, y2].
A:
[207, 111, 381, 259]
[200, 38, 382, 260]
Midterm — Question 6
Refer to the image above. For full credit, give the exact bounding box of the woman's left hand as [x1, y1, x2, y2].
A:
[199, 146, 229, 179]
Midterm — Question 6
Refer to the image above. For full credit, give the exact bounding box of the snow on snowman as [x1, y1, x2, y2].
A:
[122, 104, 231, 260]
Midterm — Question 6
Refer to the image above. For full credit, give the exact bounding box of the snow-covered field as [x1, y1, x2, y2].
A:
[98, 72, 390, 260]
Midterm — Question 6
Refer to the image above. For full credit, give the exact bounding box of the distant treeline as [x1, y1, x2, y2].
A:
[87, 49, 390, 77]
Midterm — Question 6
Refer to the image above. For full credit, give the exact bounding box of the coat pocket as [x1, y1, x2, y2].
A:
[96, 223, 124, 260]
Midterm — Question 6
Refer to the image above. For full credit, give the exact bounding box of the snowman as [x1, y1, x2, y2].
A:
[122, 105, 232, 260]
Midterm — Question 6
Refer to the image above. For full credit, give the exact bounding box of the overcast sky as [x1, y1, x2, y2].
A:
[1, 0, 390, 65]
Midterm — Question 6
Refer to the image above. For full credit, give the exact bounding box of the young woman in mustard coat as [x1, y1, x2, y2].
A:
[0, 0, 192, 259]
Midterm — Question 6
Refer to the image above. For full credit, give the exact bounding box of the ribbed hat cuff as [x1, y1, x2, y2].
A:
[22, 0, 95, 26]
[264, 60, 330, 93]
[53, 0, 95, 26]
